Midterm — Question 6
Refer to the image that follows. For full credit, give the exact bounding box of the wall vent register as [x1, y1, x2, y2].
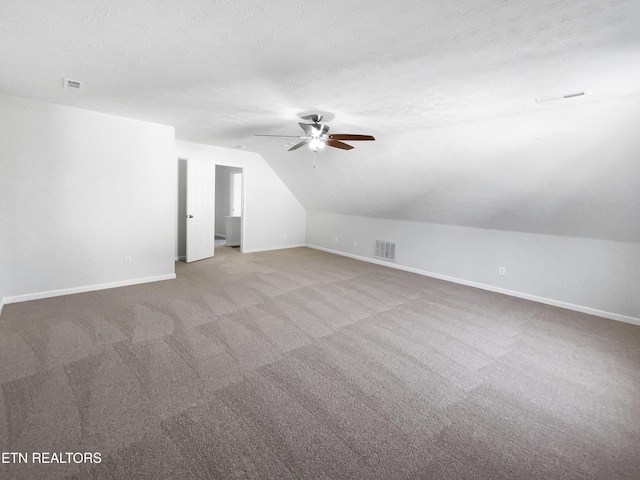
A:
[535, 91, 586, 104]
[63, 78, 84, 90]
[374, 240, 396, 261]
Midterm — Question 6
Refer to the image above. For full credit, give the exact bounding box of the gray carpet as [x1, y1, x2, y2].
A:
[1, 246, 639, 479]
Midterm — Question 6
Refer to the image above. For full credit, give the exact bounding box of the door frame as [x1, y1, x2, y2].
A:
[179, 159, 246, 261]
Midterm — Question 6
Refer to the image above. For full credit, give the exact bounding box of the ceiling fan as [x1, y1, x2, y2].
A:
[256, 114, 375, 152]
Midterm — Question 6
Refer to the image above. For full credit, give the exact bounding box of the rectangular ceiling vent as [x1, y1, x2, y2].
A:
[63, 78, 84, 90]
[374, 240, 396, 262]
[535, 91, 586, 104]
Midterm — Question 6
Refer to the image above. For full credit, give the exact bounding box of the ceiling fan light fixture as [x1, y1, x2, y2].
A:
[309, 138, 325, 151]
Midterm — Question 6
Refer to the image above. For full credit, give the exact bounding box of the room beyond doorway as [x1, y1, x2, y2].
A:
[215, 165, 244, 251]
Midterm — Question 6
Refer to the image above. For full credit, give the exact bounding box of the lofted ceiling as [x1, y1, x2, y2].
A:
[2, 0, 640, 242]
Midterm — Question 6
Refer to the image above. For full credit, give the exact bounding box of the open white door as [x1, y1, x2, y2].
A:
[186, 159, 215, 263]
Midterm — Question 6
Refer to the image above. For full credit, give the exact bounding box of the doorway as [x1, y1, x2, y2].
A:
[177, 160, 244, 262]
[215, 165, 243, 251]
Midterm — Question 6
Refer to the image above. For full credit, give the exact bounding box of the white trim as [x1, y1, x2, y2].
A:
[306, 244, 640, 327]
[2, 274, 176, 306]
[242, 243, 306, 254]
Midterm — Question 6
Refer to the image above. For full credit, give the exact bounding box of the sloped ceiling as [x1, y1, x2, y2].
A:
[2, 0, 639, 242]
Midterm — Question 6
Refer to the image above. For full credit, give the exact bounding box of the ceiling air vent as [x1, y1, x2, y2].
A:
[374, 240, 396, 262]
[63, 78, 84, 90]
[535, 91, 586, 104]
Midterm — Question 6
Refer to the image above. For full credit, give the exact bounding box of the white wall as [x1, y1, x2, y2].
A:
[0, 94, 176, 307]
[264, 97, 640, 245]
[0, 276, 5, 317]
[306, 212, 640, 323]
[175, 141, 306, 256]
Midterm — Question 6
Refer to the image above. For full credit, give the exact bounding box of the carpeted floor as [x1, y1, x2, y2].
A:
[1, 246, 639, 479]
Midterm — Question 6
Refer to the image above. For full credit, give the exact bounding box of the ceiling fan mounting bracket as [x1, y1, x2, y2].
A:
[299, 113, 324, 124]
[296, 110, 335, 123]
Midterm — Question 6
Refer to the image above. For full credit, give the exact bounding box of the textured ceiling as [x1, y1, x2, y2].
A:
[2, 0, 640, 241]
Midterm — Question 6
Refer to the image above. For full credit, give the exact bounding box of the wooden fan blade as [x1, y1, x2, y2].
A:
[289, 139, 310, 151]
[329, 134, 375, 141]
[327, 139, 354, 150]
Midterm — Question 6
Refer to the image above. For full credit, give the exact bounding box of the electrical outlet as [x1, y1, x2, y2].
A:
[334, 237, 339, 243]
[124, 257, 132, 266]
[283, 232, 287, 239]
[498, 267, 506, 276]
[353, 240, 358, 247]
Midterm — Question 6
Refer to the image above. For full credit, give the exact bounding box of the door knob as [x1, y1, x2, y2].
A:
[187, 215, 193, 218]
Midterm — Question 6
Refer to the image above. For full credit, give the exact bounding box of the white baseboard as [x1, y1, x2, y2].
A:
[242, 243, 306, 253]
[2, 274, 177, 307]
[0, 298, 4, 317]
[306, 244, 640, 327]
